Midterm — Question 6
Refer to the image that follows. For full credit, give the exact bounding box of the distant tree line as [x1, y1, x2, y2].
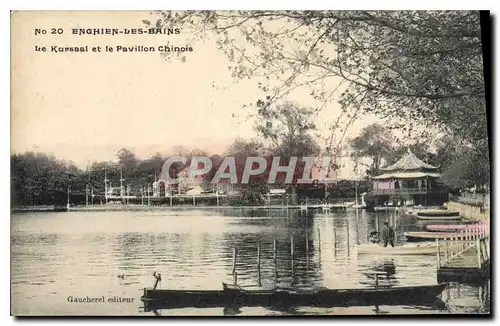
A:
[11, 102, 326, 207]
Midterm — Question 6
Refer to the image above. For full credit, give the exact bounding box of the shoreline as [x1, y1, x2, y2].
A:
[11, 203, 361, 213]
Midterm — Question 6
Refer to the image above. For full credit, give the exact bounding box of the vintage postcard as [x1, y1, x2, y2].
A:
[10, 10, 490, 316]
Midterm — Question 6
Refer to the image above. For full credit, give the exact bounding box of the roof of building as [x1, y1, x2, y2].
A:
[372, 171, 441, 180]
[382, 149, 437, 172]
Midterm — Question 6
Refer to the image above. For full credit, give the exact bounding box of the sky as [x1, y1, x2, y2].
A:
[11, 11, 386, 178]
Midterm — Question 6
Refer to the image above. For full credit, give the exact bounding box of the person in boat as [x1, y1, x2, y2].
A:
[369, 231, 380, 243]
[382, 221, 395, 247]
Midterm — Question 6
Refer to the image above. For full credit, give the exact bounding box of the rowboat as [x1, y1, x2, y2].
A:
[417, 215, 462, 221]
[426, 224, 482, 232]
[141, 282, 446, 309]
[417, 209, 461, 220]
[403, 231, 466, 242]
[356, 242, 456, 255]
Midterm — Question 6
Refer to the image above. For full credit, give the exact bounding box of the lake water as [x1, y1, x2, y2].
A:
[10, 208, 490, 316]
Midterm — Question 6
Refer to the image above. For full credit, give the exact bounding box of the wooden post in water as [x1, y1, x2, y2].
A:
[445, 237, 449, 262]
[436, 238, 441, 268]
[458, 231, 462, 252]
[273, 238, 277, 260]
[256, 238, 261, 287]
[485, 237, 490, 260]
[479, 239, 485, 262]
[393, 210, 397, 245]
[257, 239, 261, 269]
[317, 228, 321, 253]
[464, 231, 468, 251]
[449, 236, 454, 260]
[305, 230, 309, 253]
[273, 238, 277, 281]
[476, 237, 481, 268]
[333, 227, 337, 256]
[355, 207, 360, 245]
[232, 247, 237, 281]
[305, 229, 310, 273]
[346, 220, 350, 257]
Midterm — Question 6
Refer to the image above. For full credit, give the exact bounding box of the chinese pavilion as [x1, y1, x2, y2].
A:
[372, 150, 448, 206]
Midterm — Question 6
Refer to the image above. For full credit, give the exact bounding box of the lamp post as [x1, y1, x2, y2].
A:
[66, 186, 70, 211]
[104, 166, 109, 205]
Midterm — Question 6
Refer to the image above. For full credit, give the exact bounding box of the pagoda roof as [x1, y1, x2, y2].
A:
[382, 149, 437, 172]
[372, 171, 441, 180]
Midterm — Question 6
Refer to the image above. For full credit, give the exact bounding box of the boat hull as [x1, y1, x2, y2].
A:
[417, 216, 462, 221]
[417, 210, 460, 219]
[403, 231, 469, 242]
[356, 243, 454, 255]
[426, 224, 481, 232]
[141, 284, 446, 309]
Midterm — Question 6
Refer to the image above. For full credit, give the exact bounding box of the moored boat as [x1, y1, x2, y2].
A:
[426, 223, 482, 232]
[403, 231, 466, 242]
[141, 282, 446, 309]
[417, 215, 462, 221]
[417, 209, 461, 220]
[356, 242, 457, 255]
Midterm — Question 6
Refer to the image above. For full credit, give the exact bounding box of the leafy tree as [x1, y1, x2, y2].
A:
[223, 138, 267, 204]
[224, 137, 264, 157]
[154, 11, 489, 192]
[10, 152, 84, 206]
[154, 10, 486, 143]
[439, 139, 490, 191]
[254, 102, 321, 204]
[349, 123, 395, 177]
[117, 148, 138, 171]
[255, 102, 319, 157]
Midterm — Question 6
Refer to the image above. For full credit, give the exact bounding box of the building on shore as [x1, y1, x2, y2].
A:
[372, 150, 448, 206]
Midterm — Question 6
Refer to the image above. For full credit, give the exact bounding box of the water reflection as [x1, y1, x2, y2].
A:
[11, 208, 490, 316]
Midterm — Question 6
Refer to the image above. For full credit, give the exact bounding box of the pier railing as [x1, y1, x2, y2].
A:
[373, 188, 446, 196]
[436, 219, 490, 269]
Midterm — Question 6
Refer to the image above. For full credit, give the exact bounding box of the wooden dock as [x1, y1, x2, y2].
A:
[65, 202, 353, 213]
[435, 220, 490, 284]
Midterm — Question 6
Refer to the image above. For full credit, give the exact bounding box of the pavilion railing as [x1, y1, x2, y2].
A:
[373, 188, 442, 195]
